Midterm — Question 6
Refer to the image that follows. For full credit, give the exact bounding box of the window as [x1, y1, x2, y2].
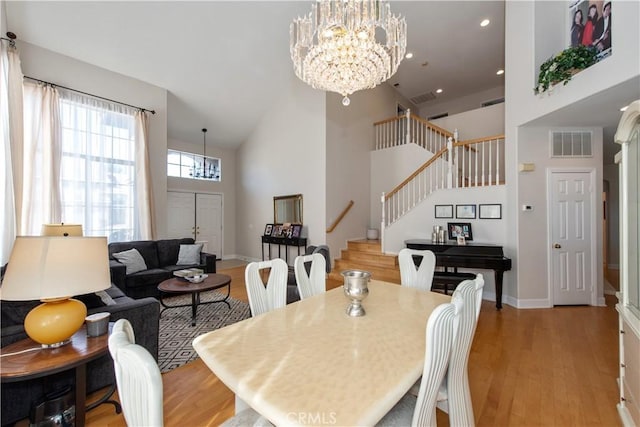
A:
[167, 149, 221, 181]
[58, 95, 138, 242]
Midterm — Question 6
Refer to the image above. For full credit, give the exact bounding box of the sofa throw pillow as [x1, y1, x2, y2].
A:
[112, 248, 148, 274]
[94, 290, 116, 306]
[177, 244, 203, 265]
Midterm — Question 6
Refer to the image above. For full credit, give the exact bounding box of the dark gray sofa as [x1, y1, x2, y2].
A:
[0, 284, 160, 426]
[108, 238, 216, 299]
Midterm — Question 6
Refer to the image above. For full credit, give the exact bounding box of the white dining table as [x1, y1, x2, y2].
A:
[192, 280, 451, 426]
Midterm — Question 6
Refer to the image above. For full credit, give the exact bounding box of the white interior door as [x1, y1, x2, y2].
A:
[196, 193, 222, 259]
[549, 171, 594, 305]
[167, 192, 196, 239]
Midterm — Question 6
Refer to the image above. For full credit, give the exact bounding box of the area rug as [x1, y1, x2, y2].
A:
[158, 291, 250, 373]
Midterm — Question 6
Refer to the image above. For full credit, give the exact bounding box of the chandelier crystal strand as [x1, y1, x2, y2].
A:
[290, 0, 406, 106]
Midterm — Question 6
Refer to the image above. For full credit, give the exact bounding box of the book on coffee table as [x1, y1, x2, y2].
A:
[173, 268, 204, 278]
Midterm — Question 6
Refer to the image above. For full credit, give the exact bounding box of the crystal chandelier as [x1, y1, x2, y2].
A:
[290, 0, 407, 106]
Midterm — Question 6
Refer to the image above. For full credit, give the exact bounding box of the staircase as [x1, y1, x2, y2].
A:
[329, 239, 400, 284]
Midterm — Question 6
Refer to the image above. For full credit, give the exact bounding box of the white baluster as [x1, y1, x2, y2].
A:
[447, 136, 453, 189]
[474, 142, 478, 187]
[496, 138, 501, 184]
[489, 139, 493, 186]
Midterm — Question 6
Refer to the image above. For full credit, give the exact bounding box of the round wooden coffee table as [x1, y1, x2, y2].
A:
[158, 273, 232, 326]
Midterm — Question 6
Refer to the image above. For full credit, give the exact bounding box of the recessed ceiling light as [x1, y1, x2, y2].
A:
[620, 105, 629, 112]
[436, 89, 443, 94]
[405, 52, 414, 59]
[480, 19, 490, 27]
[497, 69, 504, 75]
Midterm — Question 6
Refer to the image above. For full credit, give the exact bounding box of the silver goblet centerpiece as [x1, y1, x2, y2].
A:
[342, 270, 371, 317]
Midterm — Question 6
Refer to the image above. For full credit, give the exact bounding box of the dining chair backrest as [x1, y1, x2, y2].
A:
[108, 319, 164, 427]
[439, 273, 485, 426]
[398, 248, 436, 290]
[294, 253, 326, 300]
[411, 294, 463, 426]
[244, 258, 289, 316]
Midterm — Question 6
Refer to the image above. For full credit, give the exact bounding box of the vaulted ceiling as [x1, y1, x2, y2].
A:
[5, 1, 505, 148]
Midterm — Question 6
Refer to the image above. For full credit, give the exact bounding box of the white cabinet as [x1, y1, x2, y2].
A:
[615, 100, 640, 427]
[167, 192, 222, 258]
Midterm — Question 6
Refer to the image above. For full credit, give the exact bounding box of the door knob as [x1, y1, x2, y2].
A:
[554, 243, 562, 249]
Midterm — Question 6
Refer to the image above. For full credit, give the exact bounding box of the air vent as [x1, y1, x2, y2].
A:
[410, 92, 436, 104]
[481, 97, 504, 107]
[550, 131, 592, 157]
[427, 112, 449, 120]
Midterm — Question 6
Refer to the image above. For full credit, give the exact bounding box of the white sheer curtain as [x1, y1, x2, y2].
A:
[21, 82, 62, 235]
[134, 110, 155, 239]
[0, 41, 23, 264]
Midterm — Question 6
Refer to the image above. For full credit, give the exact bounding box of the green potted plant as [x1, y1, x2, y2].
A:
[535, 45, 598, 94]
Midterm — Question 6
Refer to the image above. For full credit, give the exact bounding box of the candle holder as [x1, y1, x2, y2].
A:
[342, 270, 371, 317]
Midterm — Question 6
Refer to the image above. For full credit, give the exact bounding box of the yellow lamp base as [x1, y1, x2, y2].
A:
[24, 298, 87, 347]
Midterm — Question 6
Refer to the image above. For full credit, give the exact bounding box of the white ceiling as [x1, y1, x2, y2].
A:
[5, 1, 506, 148]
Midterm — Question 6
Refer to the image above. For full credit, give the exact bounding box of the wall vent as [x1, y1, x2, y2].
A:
[427, 112, 449, 120]
[410, 92, 436, 104]
[481, 97, 505, 107]
[550, 131, 593, 157]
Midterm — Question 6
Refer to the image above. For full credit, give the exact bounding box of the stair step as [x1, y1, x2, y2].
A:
[331, 259, 400, 284]
[340, 249, 398, 267]
[347, 239, 382, 253]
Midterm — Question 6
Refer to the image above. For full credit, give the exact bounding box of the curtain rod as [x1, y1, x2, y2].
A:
[24, 75, 156, 115]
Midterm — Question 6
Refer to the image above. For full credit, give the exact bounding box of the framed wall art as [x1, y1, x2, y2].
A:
[447, 222, 473, 241]
[479, 204, 502, 219]
[456, 204, 476, 219]
[435, 204, 454, 218]
[264, 224, 273, 236]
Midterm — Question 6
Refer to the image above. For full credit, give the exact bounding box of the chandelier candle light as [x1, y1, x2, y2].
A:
[290, 0, 407, 106]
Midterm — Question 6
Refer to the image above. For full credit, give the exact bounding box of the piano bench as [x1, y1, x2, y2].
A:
[431, 272, 477, 295]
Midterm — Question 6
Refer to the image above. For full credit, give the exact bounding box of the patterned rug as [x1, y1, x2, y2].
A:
[158, 291, 250, 373]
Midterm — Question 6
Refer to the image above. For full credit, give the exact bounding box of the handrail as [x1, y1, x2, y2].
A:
[455, 134, 505, 147]
[408, 114, 454, 137]
[385, 146, 449, 200]
[326, 200, 354, 233]
[373, 116, 404, 126]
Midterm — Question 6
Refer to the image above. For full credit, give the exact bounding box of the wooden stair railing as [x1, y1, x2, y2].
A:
[381, 134, 506, 229]
[326, 200, 354, 233]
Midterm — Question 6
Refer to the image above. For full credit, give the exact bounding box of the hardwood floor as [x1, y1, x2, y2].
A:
[84, 265, 621, 426]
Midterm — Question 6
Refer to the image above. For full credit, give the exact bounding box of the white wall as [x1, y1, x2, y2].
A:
[236, 78, 326, 262]
[505, 0, 638, 307]
[16, 41, 170, 237]
[167, 138, 237, 258]
[431, 103, 505, 141]
[419, 86, 505, 120]
[325, 84, 417, 260]
[370, 144, 432, 228]
[517, 126, 604, 306]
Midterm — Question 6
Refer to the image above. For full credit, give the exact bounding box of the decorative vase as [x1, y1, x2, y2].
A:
[366, 228, 379, 240]
[342, 270, 371, 317]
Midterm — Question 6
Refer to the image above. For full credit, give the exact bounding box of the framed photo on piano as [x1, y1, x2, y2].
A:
[447, 222, 473, 241]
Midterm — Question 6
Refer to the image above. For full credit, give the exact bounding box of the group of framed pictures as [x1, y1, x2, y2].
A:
[434, 203, 502, 220]
[264, 223, 302, 239]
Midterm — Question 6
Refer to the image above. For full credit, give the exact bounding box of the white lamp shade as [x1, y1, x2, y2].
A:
[41, 224, 83, 236]
[1, 236, 111, 301]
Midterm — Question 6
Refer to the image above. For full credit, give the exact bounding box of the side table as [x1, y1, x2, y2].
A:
[0, 324, 120, 426]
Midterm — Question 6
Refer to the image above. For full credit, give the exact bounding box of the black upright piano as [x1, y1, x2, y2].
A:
[404, 239, 512, 310]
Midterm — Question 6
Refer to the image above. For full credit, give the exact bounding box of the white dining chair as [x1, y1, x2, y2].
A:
[109, 319, 270, 427]
[377, 295, 463, 427]
[398, 248, 436, 291]
[436, 273, 484, 426]
[244, 259, 289, 316]
[294, 252, 326, 300]
[108, 319, 164, 427]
